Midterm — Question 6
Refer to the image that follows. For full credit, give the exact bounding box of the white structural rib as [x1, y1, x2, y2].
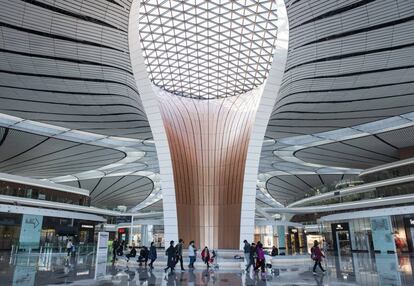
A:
[0, 204, 106, 222]
[265, 194, 414, 214]
[319, 205, 414, 222]
[360, 156, 414, 177]
[0, 195, 120, 217]
[288, 174, 414, 208]
[239, 0, 289, 247]
[129, 0, 178, 244]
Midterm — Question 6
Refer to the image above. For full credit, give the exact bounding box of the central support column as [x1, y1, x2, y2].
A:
[157, 88, 261, 249]
[128, 0, 289, 250]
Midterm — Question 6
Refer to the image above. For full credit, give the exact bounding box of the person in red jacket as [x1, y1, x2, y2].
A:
[201, 246, 211, 269]
[311, 240, 326, 275]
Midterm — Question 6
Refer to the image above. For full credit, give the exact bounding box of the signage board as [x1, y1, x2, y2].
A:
[95, 232, 109, 280]
[19, 214, 43, 249]
[370, 216, 396, 253]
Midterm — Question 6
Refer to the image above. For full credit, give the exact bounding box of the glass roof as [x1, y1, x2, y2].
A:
[139, 0, 278, 99]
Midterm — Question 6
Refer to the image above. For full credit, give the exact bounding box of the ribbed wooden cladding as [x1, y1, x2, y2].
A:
[158, 89, 261, 249]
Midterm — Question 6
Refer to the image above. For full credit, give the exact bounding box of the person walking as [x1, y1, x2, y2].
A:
[254, 242, 265, 273]
[164, 240, 176, 273]
[311, 240, 326, 275]
[246, 242, 256, 271]
[243, 240, 251, 271]
[201, 246, 210, 269]
[188, 240, 196, 269]
[148, 242, 157, 269]
[175, 238, 185, 271]
[112, 238, 119, 263]
[66, 239, 73, 257]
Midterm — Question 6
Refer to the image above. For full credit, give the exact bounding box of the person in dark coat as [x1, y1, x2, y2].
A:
[117, 240, 125, 256]
[148, 242, 157, 269]
[174, 238, 185, 271]
[126, 245, 137, 262]
[271, 245, 279, 256]
[311, 240, 326, 274]
[112, 239, 119, 263]
[164, 240, 176, 273]
[243, 240, 251, 270]
[138, 246, 149, 267]
[245, 242, 256, 271]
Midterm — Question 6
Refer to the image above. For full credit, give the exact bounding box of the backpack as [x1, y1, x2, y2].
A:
[310, 247, 316, 260]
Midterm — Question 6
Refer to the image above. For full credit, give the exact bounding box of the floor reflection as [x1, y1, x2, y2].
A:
[329, 252, 414, 286]
[1, 251, 414, 285]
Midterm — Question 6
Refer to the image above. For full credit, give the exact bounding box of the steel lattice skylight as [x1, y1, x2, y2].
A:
[138, 0, 278, 99]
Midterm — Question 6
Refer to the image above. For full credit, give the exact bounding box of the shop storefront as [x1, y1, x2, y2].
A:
[39, 217, 97, 247]
[331, 223, 351, 254]
[253, 223, 305, 254]
[254, 225, 277, 249]
[320, 210, 414, 254]
[117, 227, 129, 243]
[0, 211, 101, 250]
[117, 224, 165, 248]
[0, 213, 21, 250]
[286, 227, 306, 254]
[305, 234, 324, 254]
[153, 225, 165, 247]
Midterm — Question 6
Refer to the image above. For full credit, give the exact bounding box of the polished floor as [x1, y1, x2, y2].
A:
[1, 251, 414, 285]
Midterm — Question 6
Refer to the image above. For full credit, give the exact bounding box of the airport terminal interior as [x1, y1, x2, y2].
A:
[0, 0, 414, 285]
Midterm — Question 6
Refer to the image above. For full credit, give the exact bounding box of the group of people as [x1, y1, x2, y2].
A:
[112, 238, 216, 273]
[243, 240, 267, 273]
[112, 238, 327, 276]
[112, 239, 157, 269]
[243, 239, 326, 275]
[164, 239, 215, 273]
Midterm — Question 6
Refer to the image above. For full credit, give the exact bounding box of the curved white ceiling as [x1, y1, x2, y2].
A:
[267, 0, 414, 139]
[259, 0, 414, 208]
[0, 0, 152, 139]
[0, 126, 125, 178]
[61, 175, 154, 210]
[0, 0, 160, 211]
